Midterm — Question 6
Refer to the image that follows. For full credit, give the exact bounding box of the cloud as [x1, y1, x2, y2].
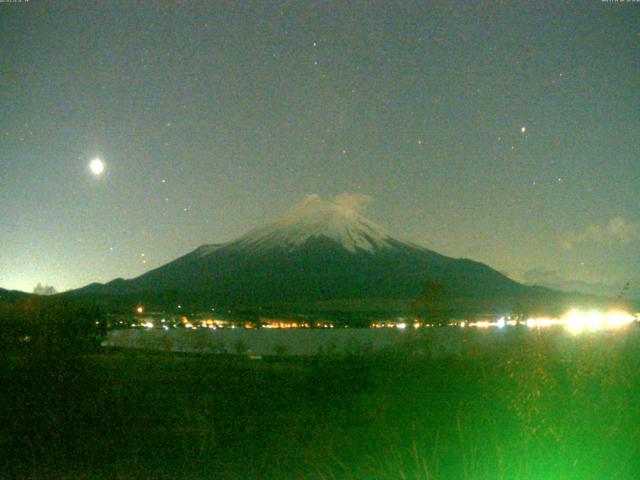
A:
[607, 217, 640, 243]
[521, 268, 620, 297]
[302, 194, 321, 203]
[562, 217, 640, 249]
[522, 268, 564, 286]
[333, 193, 374, 213]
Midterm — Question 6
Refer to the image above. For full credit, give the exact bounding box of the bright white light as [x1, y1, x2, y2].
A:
[396, 322, 407, 329]
[562, 309, 635, 334]
[143, 321, 154, 329]
[89, 158, 105, 176]
[440, 310, 635, 333]
[520, 126, 526, 133]
[606, 310, 635, 330]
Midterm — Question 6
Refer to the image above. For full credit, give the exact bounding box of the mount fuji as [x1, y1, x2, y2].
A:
[73, 194, 536, 312]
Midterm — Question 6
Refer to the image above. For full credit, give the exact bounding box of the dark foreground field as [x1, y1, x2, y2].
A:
[3, 328, 640, 479]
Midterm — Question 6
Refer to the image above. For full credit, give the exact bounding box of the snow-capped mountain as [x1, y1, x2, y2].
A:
[225, 194, 399, 254]
[73, 194, 530, 308]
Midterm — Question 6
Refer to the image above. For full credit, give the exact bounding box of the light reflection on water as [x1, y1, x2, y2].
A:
[104, 318, 639, 357]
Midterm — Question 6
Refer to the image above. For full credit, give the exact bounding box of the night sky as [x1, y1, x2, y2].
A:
[1, 1, 638, 295]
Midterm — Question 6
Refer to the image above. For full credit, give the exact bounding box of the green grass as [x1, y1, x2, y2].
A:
[3, 327, 640, 479]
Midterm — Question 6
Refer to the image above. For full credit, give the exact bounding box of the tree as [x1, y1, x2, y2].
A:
[33, 283, 57, 296]
[412, 281, 451, 325]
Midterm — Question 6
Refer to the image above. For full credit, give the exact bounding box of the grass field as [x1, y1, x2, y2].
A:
[3, 327, 640, 479]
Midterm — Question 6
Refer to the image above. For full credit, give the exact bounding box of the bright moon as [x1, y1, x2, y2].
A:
[89, 158, 105, 176]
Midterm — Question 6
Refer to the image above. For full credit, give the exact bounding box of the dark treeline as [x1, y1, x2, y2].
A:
[0, 297, 106, 355]
[0, 297, 107, 476]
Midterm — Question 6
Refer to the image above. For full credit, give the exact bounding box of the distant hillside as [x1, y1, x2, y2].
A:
[0, 288, 30, 303]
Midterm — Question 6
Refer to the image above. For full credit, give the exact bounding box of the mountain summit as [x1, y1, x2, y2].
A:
[74, 194, 529, 310]
[222, 194, 402, 255]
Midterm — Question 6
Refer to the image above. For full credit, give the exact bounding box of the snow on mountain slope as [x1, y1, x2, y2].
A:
[192, 244, 223, 257]
[221, 194, 410, 254]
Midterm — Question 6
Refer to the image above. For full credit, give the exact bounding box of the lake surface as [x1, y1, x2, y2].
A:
[102, 325, 640, 356]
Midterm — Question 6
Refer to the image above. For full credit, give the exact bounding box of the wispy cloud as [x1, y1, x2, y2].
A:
[562, 217, 640, 249]
[521, 268, 621, 297]
[333, 193, 374, 213]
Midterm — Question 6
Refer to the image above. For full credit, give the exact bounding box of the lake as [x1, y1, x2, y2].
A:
[102, 324, 640, 356]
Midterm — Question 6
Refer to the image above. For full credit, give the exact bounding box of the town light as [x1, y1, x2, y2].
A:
[562, 309, 635, 334]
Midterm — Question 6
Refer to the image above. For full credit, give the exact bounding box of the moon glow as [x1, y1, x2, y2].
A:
[89, 158, 105, 176]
